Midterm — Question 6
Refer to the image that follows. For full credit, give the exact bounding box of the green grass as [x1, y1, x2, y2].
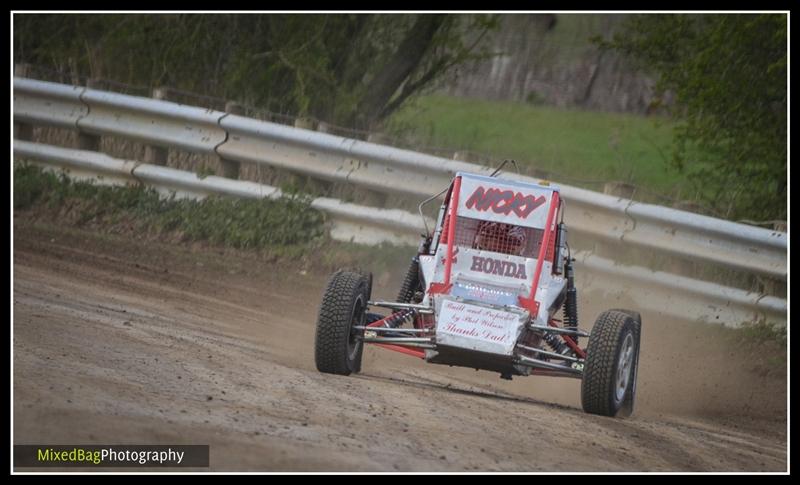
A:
[14, 163, 326, 253]
[386, 94, 686, 199]
[730, 321, 787, 348]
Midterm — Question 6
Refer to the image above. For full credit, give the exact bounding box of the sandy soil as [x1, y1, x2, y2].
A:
[13, 221, 787, 472]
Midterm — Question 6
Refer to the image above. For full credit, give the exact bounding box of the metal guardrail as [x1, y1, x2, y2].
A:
[13, 141, 787, 327]
[216, 114, 787, 281]
[78, 88, 228, 154]
[13, 78, 86, 129]
[13, 141, 428, 247]
[576, 251, 786, 327]
[13, 77, 787, 284]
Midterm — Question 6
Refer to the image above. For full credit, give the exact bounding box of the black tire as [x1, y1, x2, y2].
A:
[314, 270, 370, 376]
[396, 257, 421, 303]
[609, 308, 641, 417]
[609, 308, 641, 326]
[341, 267, 372, 303]
[581, 309, 641, 417]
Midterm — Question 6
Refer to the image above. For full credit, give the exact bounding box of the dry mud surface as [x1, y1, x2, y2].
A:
[13, 222, 787, 472]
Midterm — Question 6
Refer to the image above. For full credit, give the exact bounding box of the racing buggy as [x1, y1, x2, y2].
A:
[314, 164, 641, 417]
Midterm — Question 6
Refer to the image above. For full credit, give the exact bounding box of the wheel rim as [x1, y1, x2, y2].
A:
[615, 333, 635, 403]
[347, 295, 365, 361]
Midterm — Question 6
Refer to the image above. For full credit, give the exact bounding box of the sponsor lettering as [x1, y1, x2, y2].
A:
[439, 300, 519, 345]
[464, 186, 546, 219]
[469, 255, 528, 280]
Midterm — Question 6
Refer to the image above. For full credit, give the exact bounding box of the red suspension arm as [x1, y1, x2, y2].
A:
[365, 312, 427, 359]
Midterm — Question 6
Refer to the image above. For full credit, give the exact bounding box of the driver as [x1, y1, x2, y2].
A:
[474, 221, 526, 256]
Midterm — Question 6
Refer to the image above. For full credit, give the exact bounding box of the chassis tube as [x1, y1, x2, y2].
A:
[529, 325, 590, 338]
[368, 301, 434, 313]
[443, 176, 462, 291]
[548, 319, 587, 359]
[516, 344, 583, 363]
[515, 354, 583, 375]
[519, 191, 560, 316]
[372, 344, 426, 359]
[354, 326, 432, 334]
[364, 311, 430, 358]
[360, 337, 434, 344]
[531, 369, 582, 379]
[429, 176, 461, 295]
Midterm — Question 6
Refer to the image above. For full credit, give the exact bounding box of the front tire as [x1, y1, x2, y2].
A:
[581, 310, 641, 417]
[314, 270, 371, 375]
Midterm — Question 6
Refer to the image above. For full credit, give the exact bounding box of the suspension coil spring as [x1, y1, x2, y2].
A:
[563, 288, 578, 328]
[543, 332, 572, 355]
[383, 309, 415, 328]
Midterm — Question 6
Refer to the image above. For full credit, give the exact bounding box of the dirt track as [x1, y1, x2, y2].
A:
[13, 221, 787, 472]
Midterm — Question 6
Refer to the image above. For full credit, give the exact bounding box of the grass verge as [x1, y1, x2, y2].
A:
[13, 162, 415, 274]
[14, 163, 326, 253]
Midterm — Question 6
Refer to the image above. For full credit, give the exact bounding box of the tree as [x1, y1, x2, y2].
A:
[14, 14, 499, 131]
[599, 14, 787, 222]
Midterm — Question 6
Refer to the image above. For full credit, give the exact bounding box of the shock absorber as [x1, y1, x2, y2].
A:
[562, 258, 579, 345]
[543, 332, 572, 355]
[382, 309, 415, 329]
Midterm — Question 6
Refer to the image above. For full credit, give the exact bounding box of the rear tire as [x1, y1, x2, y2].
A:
[314, 270, 370, 375]
[581, 310, 641, 417]
[397, 257, 421, 303]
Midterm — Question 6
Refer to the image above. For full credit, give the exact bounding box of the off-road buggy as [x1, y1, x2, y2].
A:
[314, 164, 641, 417]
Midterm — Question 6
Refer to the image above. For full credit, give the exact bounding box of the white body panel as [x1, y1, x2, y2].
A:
[434, 298, 529, 356]
[419, 172, 565, 355]
[457, 174, 555, 229]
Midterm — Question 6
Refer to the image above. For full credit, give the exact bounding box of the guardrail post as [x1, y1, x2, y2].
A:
[143, 87, 170, 166]
[760, 277, 786, 301]
[367, 133, 393, 145]
[218, 101, 243, 179]
[14, 63, 30, 77]
[14, 64, 34, 141]
[294, 117, 317, 130]
[603, 181, 637, 200]
[75, 78, 102, 151]
[453, 150, 506, 173]
[452, 150, 479, 163]
[673, 200, 703, 214]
